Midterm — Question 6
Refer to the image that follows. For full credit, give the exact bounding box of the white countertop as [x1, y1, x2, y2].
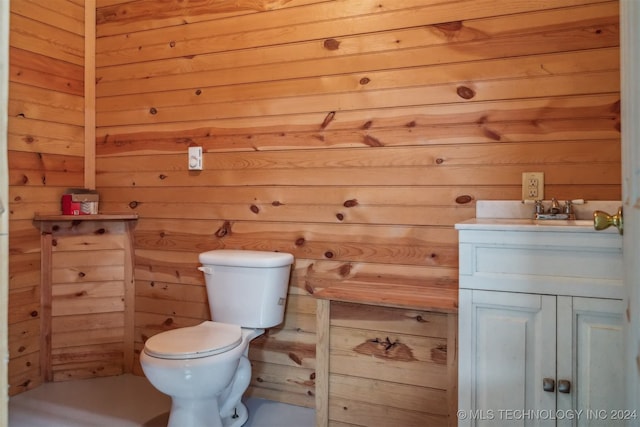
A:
[454, 218, 617, 233]
[455, 200, 621, 233]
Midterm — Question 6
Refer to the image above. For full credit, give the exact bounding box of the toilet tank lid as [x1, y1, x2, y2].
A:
[199, 249, 294, 267]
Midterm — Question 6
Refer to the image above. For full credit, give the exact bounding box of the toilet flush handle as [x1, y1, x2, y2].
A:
[198, 266, 214, 274]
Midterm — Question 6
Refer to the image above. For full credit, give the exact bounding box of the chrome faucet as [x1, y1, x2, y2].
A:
[534, 198, 579, 220]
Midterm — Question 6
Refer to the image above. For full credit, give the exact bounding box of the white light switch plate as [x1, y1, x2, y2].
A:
[188, 146, 203, 170]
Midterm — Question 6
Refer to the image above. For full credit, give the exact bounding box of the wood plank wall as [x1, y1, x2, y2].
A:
[7, 0, 85, 395]
[94, 0, 621, 407]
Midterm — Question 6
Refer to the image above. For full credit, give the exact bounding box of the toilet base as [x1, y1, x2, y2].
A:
[167, 399, 248, 427]
[221, 402, 248, 427]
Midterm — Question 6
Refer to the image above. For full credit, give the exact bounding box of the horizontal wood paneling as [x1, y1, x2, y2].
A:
[94, 0, 621, 408]
[7, 0, 86, 395]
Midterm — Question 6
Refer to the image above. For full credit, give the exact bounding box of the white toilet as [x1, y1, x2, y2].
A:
[140, 249, 294, 427]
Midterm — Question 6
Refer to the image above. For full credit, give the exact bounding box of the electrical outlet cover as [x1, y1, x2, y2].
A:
[522, 172, 544, 201]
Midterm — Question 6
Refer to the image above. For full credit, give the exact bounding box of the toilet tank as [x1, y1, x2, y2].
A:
[198, 250, 294, 328]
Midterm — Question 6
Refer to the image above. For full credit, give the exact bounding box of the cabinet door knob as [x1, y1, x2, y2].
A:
[543, 377, 555, 392]
[593, 207, 623, 235]
[558, 379, 571, 393]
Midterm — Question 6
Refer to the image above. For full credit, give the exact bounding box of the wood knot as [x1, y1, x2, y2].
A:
[163, 318, 174, 326]
[434, 21, 463, 32]
[324, 251, 334, 259]
[169, 40, 176, 48]
[611, 100, 621, 114]
[335, 213, 344, 221]
[321, 111, 335, 129]
[362, 120, 372, 129]
[250, 204, 260, 214]
[363, 135, 383, 147]
[295, 237, 305, 246]
[343, 199, 358, 207]
[482, 127, 501, 141]
[456, 85, 475, 100]
[272, 200, 283, 206]
[288, 352, 303, 365]
[323, 38, 340, 50]
[354, 337, 417, 361]
[431, 345, 447, 364]
[195, 89, 202, 95]
[435, 158, 444, 165]
[158, 174, 167, 180]
[94, 228, 106, 235]
[30, 311, 38, 317]
[51, 239, 57, 247]
[338, 263, 352, 277]
[149, 107, 157, 115]
[456, 195, 473, 204]
[215, 221, 232, 238]
[78, 271, 86, 278]
[359, 77, 370, 85]
[129, 201, 139, 209]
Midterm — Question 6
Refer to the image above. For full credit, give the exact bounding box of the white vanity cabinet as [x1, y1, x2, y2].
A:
[456, 220, 626, 427]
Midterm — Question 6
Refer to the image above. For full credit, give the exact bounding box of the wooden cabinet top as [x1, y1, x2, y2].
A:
[312, 279, 458, 313]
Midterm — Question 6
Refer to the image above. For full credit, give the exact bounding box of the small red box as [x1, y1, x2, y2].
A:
[61, 191, 99, 215]
[61, 194, 83, 215]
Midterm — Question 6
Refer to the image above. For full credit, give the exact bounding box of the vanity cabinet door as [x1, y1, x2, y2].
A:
[459, 289, 557, 427]
[556, 297, 625, 427]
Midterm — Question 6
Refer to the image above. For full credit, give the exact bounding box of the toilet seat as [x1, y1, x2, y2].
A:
[143, 321, 242, 360]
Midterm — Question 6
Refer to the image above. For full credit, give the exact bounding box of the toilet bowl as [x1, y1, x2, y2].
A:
[141, 322, 264, 427]
[140, 249, 294, 427]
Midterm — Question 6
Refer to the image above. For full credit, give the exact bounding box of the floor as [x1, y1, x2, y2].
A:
[8, 374, 315, 427]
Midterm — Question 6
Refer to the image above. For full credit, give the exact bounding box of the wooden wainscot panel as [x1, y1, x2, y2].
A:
[36, 215, 137, 383]
[316, 298, 457, 427]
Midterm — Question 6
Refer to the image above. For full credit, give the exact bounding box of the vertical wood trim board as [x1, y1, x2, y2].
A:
[39, 231, 53, 382]
[123, 220, 135, 372]
[315, 299, 330, 427]
[84, 0, 96, 189]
